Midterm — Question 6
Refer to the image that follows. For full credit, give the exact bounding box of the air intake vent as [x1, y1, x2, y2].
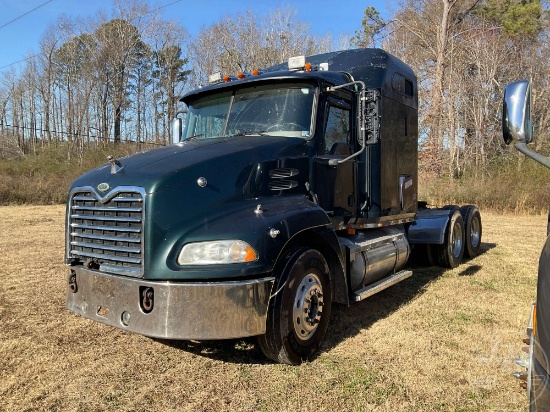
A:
[269, 168, 299, 178]
[269, 180, 298, 191]
[67, 187, 145, 278]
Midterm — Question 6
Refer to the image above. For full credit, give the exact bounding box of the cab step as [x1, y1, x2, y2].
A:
[353, 270, 413, 302]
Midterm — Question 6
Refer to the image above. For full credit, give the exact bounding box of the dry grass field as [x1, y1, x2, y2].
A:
[0, 205, 544, 411]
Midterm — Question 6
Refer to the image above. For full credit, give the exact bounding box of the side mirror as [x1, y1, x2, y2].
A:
[502, 81, 550, 168]
[171, 118, 182, 144]
[502, 80, 533, 145]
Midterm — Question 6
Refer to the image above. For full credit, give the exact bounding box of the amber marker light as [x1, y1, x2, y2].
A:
[252, 69, 260, 76]
[223, 75, 230, 82]
[243, 245, 257, 262]
[237, 72, 245, 79]
[304, 62, 313, 71]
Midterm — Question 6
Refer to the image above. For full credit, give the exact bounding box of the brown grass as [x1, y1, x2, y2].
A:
[0, 205, 543, 411]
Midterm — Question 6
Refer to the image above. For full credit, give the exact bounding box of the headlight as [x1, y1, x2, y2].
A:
[177, 240, 258, 265]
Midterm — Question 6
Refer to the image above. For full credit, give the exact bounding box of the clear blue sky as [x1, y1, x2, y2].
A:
[0, 0, 388, 73]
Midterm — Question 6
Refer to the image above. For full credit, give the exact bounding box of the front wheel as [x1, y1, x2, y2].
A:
[258, 248, 332, 365]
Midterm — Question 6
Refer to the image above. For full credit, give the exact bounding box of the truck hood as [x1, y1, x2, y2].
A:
[70, 136, 307, 194]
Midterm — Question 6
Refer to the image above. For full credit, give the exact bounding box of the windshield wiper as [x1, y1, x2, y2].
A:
[229, 131, 268, 137]
[184, 134, 204, 141]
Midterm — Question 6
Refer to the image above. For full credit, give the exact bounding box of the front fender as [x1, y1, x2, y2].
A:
[150, 195, 330, 280]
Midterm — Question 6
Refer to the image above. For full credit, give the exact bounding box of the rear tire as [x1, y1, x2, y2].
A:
[460, 205, 482, 258]
[443, 204, 460, 211]
[410, 244, 435, 266]
[258, 248, 332, 365]
[434, 211, 464, 268]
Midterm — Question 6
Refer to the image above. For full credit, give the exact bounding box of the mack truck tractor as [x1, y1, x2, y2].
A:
[65, 48, 482, 364]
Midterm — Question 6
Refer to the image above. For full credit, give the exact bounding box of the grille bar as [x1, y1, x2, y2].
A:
[72, 232, 141, 243]
[70, 241, 141, 254]
[70, 223, 141, 233]
[70, 214, 142, 223]
[72, 195, 143, 203]
[68, 187, 145, 277]
[72, 205, 142, 213]
[70, 250, 141, 264]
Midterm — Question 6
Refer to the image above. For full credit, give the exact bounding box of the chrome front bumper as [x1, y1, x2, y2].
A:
[66, 267, 274, 340]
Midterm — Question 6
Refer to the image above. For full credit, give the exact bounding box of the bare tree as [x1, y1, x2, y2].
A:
[188, 7, 332, 87]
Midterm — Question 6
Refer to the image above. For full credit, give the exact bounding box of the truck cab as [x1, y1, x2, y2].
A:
[66, 49, 481, 364]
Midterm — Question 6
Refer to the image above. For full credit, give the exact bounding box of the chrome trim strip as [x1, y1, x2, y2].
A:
[70, 250, 141, 264]
[72, 195, 143, 203]
[66, 267, 275, 340]
[72, 232, 141, 243]
[268, 180, 298, 190]
[269, 168, 299, 178]
[72, 205, 142, 213]
[354, 270, 413, 302]
[70, 223, 141, 233]
[99, 264, 142, 276]
[70, 241, 141, 254]
[70, 214, 142, 223]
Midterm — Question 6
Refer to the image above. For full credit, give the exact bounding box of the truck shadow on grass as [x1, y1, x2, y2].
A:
[155, 242, 497, 365]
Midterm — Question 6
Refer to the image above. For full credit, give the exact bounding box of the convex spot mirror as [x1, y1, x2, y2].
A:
[502, 80, 533, 145]
[171, 108, 189, 144]
[171, 118, 183, 144]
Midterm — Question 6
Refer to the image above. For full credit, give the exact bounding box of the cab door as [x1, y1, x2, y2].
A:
[313, 96, 357, 220]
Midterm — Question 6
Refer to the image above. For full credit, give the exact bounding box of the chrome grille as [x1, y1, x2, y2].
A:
[68, 188, 145, 277]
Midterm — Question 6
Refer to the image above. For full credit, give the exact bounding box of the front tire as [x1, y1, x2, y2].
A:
[258, 248, 332, 365]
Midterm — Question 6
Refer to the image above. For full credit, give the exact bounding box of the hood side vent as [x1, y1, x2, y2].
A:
[269, 180, 298, 191]
[269, 168, 299, 179]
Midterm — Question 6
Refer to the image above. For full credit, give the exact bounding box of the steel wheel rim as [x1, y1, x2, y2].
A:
[293, 272, 324, 341]
[452, 221, 463, 258]
[470, 215, 481, 248]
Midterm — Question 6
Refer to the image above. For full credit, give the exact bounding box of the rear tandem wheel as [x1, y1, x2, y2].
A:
[434, 210, 465, 268]
[460, 205, 482, 258]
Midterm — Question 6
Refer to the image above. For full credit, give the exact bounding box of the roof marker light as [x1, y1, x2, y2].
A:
[288, 55, 306, 70]
[304, 62, 312, 71]
[223, 74, 230, 82]
[252, 69, 260, 76]
[237, 71, 245, 79]
[208, 72, 222, 84]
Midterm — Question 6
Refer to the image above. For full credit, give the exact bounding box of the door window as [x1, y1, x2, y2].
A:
[324, 104, 351, 155]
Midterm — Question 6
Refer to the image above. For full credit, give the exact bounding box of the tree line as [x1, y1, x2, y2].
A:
[0, 1, 332, 163]
[357, 0, 549, 177]
[0, 0, 548, 180]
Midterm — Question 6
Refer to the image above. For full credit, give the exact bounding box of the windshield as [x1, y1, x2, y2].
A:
[182, 84, 316, 140]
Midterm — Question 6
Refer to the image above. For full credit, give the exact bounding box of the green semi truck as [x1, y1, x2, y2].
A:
[65, 49, 482, 364]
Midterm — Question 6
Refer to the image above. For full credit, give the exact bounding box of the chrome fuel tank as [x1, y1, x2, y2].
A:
[339, 226, 410, 291]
